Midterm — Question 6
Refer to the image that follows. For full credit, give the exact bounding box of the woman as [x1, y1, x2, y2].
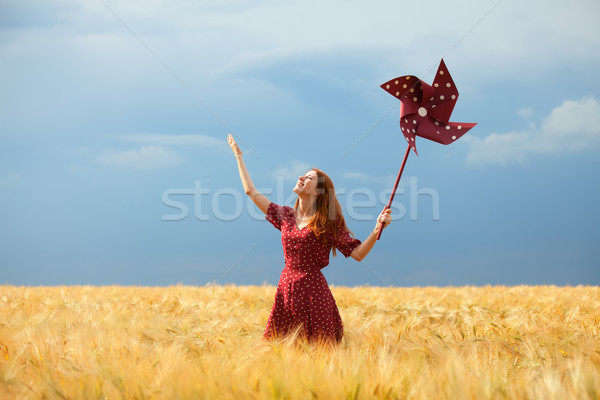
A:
[227, 134, 391, 343]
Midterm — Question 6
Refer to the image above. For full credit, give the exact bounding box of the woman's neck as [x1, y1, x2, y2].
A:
[296, 196, 316, 219]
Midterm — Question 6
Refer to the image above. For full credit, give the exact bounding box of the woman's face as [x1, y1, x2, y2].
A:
[293, 170, 319, 196]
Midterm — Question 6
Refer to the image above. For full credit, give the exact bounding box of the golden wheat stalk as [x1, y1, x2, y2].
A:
[1, 285, 598, 399]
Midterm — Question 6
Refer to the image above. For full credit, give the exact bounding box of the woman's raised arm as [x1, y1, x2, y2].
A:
[350, 208, 392, 261]
[227, 134, 270, 215]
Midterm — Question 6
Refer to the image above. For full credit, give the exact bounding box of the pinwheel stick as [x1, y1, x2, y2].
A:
[376, 143, 411, 240]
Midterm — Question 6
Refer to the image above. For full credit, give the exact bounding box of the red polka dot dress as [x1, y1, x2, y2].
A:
[263, 202, 361, 343]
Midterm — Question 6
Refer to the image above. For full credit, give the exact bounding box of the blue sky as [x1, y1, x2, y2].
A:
[1, 0, 599, 286]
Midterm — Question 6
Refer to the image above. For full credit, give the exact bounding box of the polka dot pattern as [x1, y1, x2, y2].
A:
[379, 59, 477, 154]
[263, 202, 361, 343]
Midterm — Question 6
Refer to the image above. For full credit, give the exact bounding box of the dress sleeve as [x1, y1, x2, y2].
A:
[265, 202, 286, 231]
[331, 221, 362, 258]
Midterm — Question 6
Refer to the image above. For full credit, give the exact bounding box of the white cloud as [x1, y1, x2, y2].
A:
[16, 0, 595, 83]
[5, 1, 600, 90]
[517, 108, 534, 119]
[542, 97, 600, 151]
[341, 172, 397, 185]
[202, 0, 600, 80]
[97, 146, 182, 170]
[74, 146, 89, 155]
[466, 96, 600, 166]
[94, 134, 224, 171]
[114, 133, 224, 147]
[271, 160, 312, 181]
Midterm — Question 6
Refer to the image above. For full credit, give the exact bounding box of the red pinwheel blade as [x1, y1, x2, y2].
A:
[429, 59, 458, 123]
[376, 59, 477, 240]
[417, 119, 477, 145]
[380, 59, 476, 155]
[381, 76, 417, 97]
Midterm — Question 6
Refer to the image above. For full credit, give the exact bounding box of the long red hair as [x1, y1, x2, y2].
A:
[294, 168, 353, 256]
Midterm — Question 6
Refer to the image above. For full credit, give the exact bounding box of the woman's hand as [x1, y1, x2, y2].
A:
[227, 134, 242, 157]
[350, 208, 393, 261]
[374, 208, 392, 233]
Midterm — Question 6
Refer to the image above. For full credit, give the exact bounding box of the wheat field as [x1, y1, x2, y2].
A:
[0, 285, 598, 399]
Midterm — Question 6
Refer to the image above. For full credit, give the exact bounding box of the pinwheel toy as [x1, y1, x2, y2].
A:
[377, 59, 476, 239]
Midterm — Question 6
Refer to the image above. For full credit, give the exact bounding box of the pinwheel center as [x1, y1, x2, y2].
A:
[418, 107, 427, 117]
